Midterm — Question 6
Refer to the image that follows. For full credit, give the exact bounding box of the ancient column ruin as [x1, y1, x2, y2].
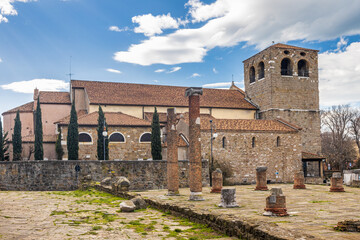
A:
[263, 188, 288, 217]
[167, 108, 179, 196]
[218, 188, 239, 208]
[293, 170, 306, 189]
[185, 87, 204, 201]
[255, 166, 268, 191]
[211, 168, 223, 193]
[330, 172, 345, 192]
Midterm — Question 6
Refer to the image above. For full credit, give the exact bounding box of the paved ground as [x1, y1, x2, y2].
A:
[138, 184, 360, 240]
[0, 189, 235, 240]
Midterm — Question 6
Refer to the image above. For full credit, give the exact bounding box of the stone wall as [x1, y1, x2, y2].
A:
[201, 130, 302, 184]
[0, 160, 209, 191]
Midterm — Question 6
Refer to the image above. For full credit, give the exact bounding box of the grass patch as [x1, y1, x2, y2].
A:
[50, 210, 67, 216]
[126, 219, 156, 234]
[310, 200, 332, 203]
[92, 225, 102, 231]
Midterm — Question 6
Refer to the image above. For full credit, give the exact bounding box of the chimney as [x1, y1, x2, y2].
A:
[34, 88, 39, 110]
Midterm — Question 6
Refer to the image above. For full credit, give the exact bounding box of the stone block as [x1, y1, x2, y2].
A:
[211, 168, 223, 193]
[131, 196, 148, 210]
[330, 173, 345, 192]
[113, 176, 130, 192]
[293, 171, 306, 189]
[100, 177, 112, 187]
[264, 188, 288, 217]
[218, 188, 239, 208]
[255, 166, 268, 191]
[120, 200, 136, 212]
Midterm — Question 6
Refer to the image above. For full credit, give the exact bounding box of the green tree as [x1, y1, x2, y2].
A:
[67, 102, 79, 160]
[0, 118, 9, 161]
[151, 107, 162, 160]
[55, 127, 64, 160]
[97, 105, 109, 160]
[12, 110, 22, 161]
[34, 97, 43, 160]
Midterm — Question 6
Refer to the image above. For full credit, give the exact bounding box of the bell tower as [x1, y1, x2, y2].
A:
[244, 43, 321, 154]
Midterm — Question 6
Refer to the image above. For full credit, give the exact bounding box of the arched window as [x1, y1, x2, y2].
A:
[281, 58, 292, 76]
[249, 66, 255, 83]
[298, 60, 309, 77]
[79, 132, 92, 143]
[276, 136, 280, 147]
[252, 137, 256, 148]
[222, 137, 226, 149]
[139, 132, 151, 143]
[258, 62, 265, 79]
[109, 132, 125, 143]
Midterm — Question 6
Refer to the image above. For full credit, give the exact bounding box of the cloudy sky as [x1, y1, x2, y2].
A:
[1, 0, 360, 115]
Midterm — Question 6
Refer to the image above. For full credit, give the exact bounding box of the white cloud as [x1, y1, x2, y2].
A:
[336, 37, 348, 51]
[115, 0, 360, 66]
[106, 68, 122, 74]
[167, 66, 181, 73]
[0, 57, 2, 62]
[190, 73, 200, 78]
[1, 79, 69, 93]
[154, 69, 165, 73]
[203, 81, 241, 88]
[212, 67, 218, 74]
[319, 41, 360, 106]
[109, 25, 129, 32]
[132, 13, 181, 37]
[0, 0, 35, 23]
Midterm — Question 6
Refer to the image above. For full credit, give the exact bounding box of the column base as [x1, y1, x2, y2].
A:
[263, 208, 288, 217]
[210, 188, 222, 193]
[330, 187, 345, 192]
[189, 192, 204, 201]
[293, 184, 306, 189]
[167, 190, 180, 196]
[255, 186, 268, 191]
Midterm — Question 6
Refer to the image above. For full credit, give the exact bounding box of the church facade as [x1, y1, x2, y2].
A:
[2, 43, 324, 183]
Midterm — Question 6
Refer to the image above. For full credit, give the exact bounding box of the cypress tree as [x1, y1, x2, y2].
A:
[12, 110, 22, 161]
[55, 127, 64, 160]
[97, 106, 109, 160]
[0, 118, 9, 161]
[151, 107, 162, 160]
[67, 102, 79, 160]
[34, 97, 43, 160]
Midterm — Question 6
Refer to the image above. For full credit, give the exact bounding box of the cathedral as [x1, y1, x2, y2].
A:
[2, 43, 324, 184]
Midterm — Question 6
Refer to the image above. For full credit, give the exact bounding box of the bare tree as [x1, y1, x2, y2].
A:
[349, 108, 360, 167]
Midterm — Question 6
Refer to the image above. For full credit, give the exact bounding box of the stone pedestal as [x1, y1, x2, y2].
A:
[211, 168, 223, 193]
[218, 188, 239, 208]
[293, 171, 306, 189]
[255, 166, 268, 191]
[330, 172, 345, 192]
[264, 188, 288, 217]
[167, 108, 179, 196]
[186, 87, 204, 201]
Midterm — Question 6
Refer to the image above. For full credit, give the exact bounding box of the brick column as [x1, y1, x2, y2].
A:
[264, 188, 288, 217]
[293, 170, 306, 189]
[211, 168, 223, 193]
[185, 87, 204, 201]
[330, 172, 345, 192]
[167, 108, 179, 196]
[255, 166, 268, 191]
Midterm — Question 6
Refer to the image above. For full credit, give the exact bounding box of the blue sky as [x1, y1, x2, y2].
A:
[1, 0, 360, 116]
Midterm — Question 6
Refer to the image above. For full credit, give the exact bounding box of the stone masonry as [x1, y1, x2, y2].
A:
[166, 108, 179, 195]
[255, 166, 268, 191]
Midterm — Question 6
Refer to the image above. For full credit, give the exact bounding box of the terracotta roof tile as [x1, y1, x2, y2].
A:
[302, 152, 325, 160]
[2, 101, 34, 115]
[58, 111, 152, 127]
[144, 112, 168, 123]
[71, 80, 257, 110]
[39, 91, 71, 104]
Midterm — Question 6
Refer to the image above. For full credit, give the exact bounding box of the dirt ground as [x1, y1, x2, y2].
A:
[0, 189, 235, 240]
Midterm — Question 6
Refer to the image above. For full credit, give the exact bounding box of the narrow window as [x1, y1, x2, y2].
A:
[249, 66, 255, 83]
[79, 133, 92, 143]
[298, 60, 309, 77]
[252, 137, 256, 148]
[281, 58, 292, 76]
[222, 137, 226, 149]
[276, 136, 280, 147]
[139, 132, 151, 142]
[109, 132, 125, 143]
[258, 62, 265, 79]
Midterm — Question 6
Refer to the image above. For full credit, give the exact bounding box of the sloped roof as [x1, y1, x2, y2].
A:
[39, 91, 71, 104]
[271, 43, 318, 52]
[57, 111, 152, 127]
[302, 152, 325, 160]
[71, 80, 257, 110]
[2, 101, 34, 115]
[144, 112, 168, 123]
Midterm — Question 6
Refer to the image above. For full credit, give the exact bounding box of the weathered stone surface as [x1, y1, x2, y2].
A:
[330, 172, 345, 192]
[255, 166, 268, 191]
[293, 170, 306, 189]
[264, 188, 288, 217]
[211, 168, 223, 193]
[218, 188, 239, 208]
[166, 108, 179, 196]
[100, 177, 112, 186]
[120, 200, 136, 212]
[335, 220, 360, 232]
[112, 176, 130, 192]
[131, 196, 148, 210]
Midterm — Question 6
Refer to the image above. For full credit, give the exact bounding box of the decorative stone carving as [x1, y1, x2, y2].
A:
[263, 188, 288, 217]
[218, 188, 239, 208]
[330, 172, 345, 192]
[293, 170, 306, 189]
[255, 166, 268, 191]
[120, 200, 136, 212]
[211, 168, 223, 193]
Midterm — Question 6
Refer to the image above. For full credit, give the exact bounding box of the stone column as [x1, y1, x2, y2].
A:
[255, 166, 268, 191]
[211, 168, 223, 193]
[218, 188, 239, 208]
[330, 172, 345, 192]
[293, 170, 306, 189]
[185, 87, 204, 201]
[263, 188, 288, 217]
[167, 108, 179, 196]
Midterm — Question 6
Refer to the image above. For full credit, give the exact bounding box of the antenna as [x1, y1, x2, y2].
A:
[66, 56, 74, 81]
[232, 74, 234, 82]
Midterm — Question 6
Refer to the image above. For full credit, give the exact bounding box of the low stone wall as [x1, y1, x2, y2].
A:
[0, 160, 209, 191]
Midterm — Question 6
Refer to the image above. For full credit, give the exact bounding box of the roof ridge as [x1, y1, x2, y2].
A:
[276, 118, 302, 130]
